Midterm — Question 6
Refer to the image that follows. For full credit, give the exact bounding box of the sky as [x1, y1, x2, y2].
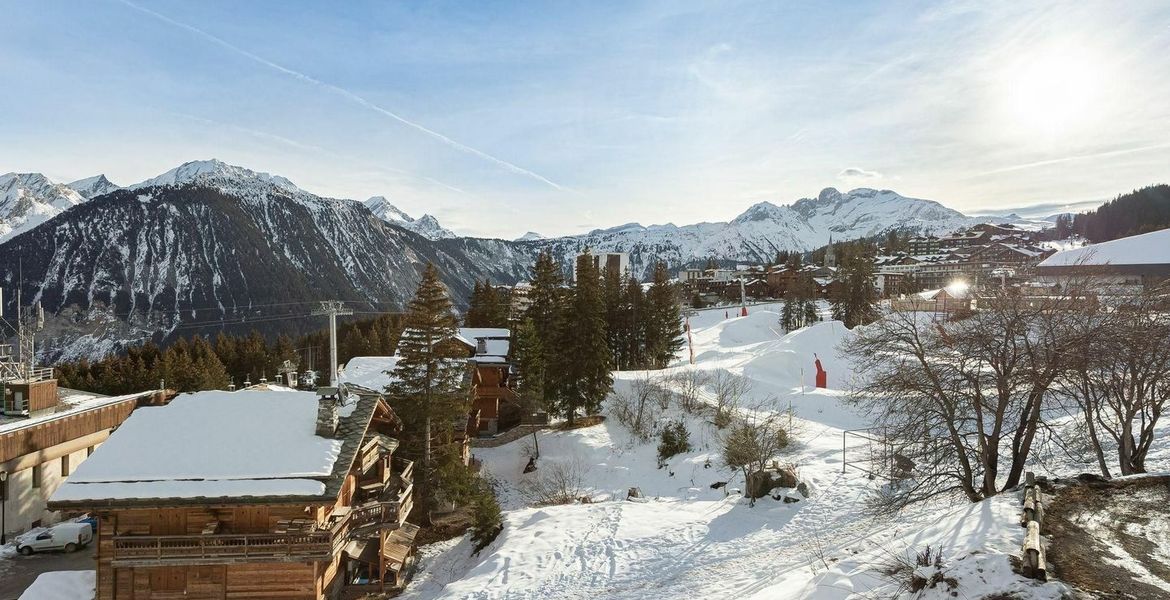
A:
[2, 0, 1168, 239]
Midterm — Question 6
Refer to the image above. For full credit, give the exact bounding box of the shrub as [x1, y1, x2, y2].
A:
[470, 481, 503, 554]
[657, 420, 692, 465]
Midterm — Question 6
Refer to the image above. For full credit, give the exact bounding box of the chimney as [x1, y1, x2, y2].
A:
[476, 339, 487, 355]
[315, 387, 339, 437]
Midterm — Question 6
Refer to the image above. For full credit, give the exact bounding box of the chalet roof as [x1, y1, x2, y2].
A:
[50, 389, 381, 508]
[456, 327, 511, 361]
[339, 355, 402, 392]
[0, 388, 158, 435]
[1038, 228, 1170, 269]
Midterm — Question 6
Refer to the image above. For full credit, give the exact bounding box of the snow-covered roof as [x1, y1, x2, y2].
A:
[455, 328, 511, 360]
[0, 389, 157, 435]
[51, 389, 344, 503]
[1038, 228, 1170, 268]
[340, 355, 402, 391]
[458, 327, 510, 340]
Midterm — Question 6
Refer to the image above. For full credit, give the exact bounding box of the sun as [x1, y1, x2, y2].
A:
[995, 44, 1110, 140]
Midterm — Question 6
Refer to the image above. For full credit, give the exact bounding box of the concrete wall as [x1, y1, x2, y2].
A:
[2, 440, 102, 538]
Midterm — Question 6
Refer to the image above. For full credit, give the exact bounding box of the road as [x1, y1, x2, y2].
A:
[0, 544, 95, 600]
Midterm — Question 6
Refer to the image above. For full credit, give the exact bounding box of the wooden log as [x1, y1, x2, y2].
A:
[1021, 520, 1045, 579]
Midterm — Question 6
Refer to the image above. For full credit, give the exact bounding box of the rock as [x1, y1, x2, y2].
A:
[627, 487, 643, 499]
[797, 482, 810, 498]
[710, 481, 727, 490]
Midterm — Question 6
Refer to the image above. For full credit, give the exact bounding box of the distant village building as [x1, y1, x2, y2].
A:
[2, 350, 164, 541]
[1035, 228, 1170, 291]
[49, 387, 417, 599]
[574, 251, 630, 280]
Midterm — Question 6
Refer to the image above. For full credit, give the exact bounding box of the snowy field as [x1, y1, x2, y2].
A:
[401, 305, 1139, 600]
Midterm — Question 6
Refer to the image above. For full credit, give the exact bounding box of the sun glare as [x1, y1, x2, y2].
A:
[996, 44, 1110, 139]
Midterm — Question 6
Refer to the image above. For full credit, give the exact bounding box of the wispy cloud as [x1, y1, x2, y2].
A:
[115, 0, 571, 193]
[975, 142, 1170, 176]
[168, 112, 472, 197]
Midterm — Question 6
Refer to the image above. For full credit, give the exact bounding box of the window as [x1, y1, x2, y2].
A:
[61, 455, 70, 477]
[32, 464, 41, 488]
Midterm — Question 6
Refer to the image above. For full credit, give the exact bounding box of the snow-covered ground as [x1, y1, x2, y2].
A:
[401, 306, 1092, 599]
[17, 570, 95, 600]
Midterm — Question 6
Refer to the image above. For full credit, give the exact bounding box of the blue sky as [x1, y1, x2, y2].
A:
[3, 1, 1168, 238]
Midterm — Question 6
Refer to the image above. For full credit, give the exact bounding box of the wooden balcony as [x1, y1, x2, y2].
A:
[111, 532, 332, 567]
[349, 483, 413, 534]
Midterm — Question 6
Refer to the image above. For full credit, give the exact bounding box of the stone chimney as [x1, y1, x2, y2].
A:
[315, 387, 339, 437]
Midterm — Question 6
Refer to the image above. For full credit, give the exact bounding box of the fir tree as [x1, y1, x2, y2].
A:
[388, 262, 470, 512]
[552, 251, 613, 424]
[510, 318, 546, 412]
[602, 265, 626, 368]
[623, 275, 646, 369]
[525, 251, 566, 409]
[644, 261, 684, 368]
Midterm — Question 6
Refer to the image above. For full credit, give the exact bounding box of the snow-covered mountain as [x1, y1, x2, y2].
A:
[516, 231, 544, 241]
[524, 187, 1033, 277]
[364, 195, 456, 240]
[0, 158, 1055, 359]
[0, 172, 88, 242]
[66, 174, 121, 199]
[0, 159, 530, 360]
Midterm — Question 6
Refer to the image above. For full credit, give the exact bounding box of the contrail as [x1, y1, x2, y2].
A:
[116, 0, 569, 192]
[170, 111, 471, 196]
[976, 142, 1170, 176]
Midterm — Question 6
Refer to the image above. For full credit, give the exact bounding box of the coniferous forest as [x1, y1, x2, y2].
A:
[54, 314, 404, 395]
[1073, 184, 1170, 242]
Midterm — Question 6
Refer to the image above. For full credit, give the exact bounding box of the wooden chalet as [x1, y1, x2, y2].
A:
[454, 328, 521, 436]
[48, 386, 417, 600]
[2, 358, 165, 541]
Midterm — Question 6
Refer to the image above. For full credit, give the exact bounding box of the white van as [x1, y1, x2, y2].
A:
[15, 522, 93, 555]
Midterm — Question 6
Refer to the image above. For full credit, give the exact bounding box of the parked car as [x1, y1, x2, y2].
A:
[14, 522, 93, 555]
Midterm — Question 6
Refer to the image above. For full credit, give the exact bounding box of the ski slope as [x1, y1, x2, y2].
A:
[403, 307, 1075, 600]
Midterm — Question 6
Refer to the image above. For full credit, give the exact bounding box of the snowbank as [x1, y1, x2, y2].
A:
[19, 571, 95, 600]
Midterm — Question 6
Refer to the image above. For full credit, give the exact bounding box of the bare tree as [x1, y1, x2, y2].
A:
[1056, 284, 1170, 475]
[610, 372, 668, 441]
[667, 369, 710, 414]
[842, 282, 1087, 509]
[711, 371, 751, 429]
[719, 402, 793, 506]
[518, 457, 590, 505]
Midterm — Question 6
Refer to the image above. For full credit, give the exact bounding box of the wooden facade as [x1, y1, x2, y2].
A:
[50, 392, 418, 600]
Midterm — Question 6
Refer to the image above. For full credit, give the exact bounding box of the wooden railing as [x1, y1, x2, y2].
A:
[112, 532, 332, 565]
[395, 457, 414, 485]
[350, 483, 413, 532]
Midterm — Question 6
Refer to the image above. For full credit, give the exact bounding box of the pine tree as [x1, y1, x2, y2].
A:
[644, 262, 684, 368]
[552, 252, 613, 424]
[623, 275, 646, 369]
[510, 318, 546, 411]
[525, 251, 565, 409]
[388, 262, 470, 512]
[602, 265, 626, 368]
[780, 297, 796, 332]
[464, 280, 487, 327]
